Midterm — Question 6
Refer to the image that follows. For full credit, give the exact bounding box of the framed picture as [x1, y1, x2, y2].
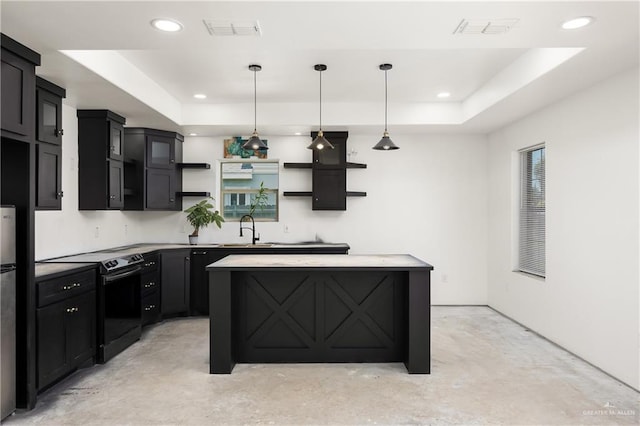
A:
[224, 136, 268, 159]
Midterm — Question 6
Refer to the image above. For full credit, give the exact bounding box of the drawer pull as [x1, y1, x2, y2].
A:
[143, 261, 156, 267]
[62, 282, 81, 291]
[144, 305, 156, 311]
[66, 307, 78, 313]
[144, 282, 155, 288]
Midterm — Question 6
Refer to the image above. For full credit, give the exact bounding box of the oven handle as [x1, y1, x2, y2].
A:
[103, 265, 143, 283]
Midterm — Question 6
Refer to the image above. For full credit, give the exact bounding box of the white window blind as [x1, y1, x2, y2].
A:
[519, 145, 545, 277]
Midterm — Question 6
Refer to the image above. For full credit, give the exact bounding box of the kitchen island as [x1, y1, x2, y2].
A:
[207, 254, 433, 374]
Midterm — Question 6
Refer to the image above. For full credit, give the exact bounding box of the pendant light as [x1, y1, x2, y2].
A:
[307, 64, 334, 150]
[242, 64, 268, 151]
[373, 63, 399, 151]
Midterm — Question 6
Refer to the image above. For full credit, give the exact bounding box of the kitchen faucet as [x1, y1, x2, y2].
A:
[239, 214, 260, 245]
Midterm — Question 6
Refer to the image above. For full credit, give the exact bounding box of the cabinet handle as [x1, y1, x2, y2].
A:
[54, 129, 64, 137]
[169, 198, 175, 202]
[56, 191, 64, 199]
[144, 261, 156, 267]
[66, 307, 78, 313]
[170, 159, 175, 163]
[144, 305, 155, 311]
[110, 195, 116, 200]
[144, 282, 155, 288]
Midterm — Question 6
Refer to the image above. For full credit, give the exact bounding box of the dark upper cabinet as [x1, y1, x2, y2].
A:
[35, 77, 66, 210]
[1, 34, 40, 143]
[284, 132, 366, 210]
[77, 109, 126, 210]
[123, 127, 183, 211]
[108, 160, 124, 209]
[36, 143, 62, 209]
[161, 249, 191, 317]
[36, 77, 65, 146]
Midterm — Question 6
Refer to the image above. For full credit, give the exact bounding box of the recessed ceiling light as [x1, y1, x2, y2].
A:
[193, 93, 207, 99]
[437, 92, 451, 99]
[188, 133, 198, 136]
[561, 16, 594, 30]
[294, 132, 302, 136]
[151, 18, 183, 32]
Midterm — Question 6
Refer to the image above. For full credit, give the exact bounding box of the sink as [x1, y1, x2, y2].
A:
[217, 243, 273, 248]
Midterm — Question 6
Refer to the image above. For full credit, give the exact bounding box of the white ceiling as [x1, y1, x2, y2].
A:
[1, 0, 638, 137]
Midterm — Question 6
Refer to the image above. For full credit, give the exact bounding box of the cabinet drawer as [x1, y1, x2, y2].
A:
[141, 253, 159, 272]
[37, 269, 96, 308]
[141, 291, 160, 326]
[141, 271, 159, 296]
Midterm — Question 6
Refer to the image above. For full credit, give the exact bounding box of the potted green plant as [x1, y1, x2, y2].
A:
[184, 198, 224, 245]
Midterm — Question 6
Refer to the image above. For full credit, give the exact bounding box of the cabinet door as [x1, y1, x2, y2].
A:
[66, 291, 96, 367]
[146, 135, 175, 169]
[312, 169, 346, 210]
[36, 143, 62, 210]
[161, 250, 190, 316]
[36, 88, 63, 145]
[141, 290, 160, 326]
[108, 160, 124, 209]
[190, 250, 226, 315]
[109, 121, 124, 161]
[146, 168, 176, 210]
[1, 49, 36, 141]
[37, 302, 67, 390]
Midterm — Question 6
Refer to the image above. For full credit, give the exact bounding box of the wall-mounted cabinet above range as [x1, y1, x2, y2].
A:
[283, 131, 366, 211]
[77, 110, 126, 210]
[123, 127, 184, 211]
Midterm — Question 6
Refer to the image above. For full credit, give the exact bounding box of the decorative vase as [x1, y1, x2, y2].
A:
[188, 235, 198, 245]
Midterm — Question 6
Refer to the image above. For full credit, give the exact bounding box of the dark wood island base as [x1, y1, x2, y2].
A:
[208, 254, 433, 374]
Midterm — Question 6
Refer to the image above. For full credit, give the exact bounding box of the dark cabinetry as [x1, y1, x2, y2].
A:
[161, 249, 191, 317]
[284, 132, 366, 210]
[190, 250, 226, 315]
[35, 77, 65, 210]
[36, 269, 96, 391]
[1, 34, 40, 142]
[77, 110, 127, 210]
[141, 253, 160, 326]
[124, 128, 183, 211]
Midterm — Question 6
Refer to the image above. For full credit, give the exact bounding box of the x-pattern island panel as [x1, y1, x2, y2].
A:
[207, 254, 433, 374]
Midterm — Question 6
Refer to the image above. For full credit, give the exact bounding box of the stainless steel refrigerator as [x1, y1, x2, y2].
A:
[1, 206, 16, 420]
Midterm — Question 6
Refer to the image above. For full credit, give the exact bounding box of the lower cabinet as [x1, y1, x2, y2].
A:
[190, 250, 226, 315]
[36, 270, 96, 391]
[140, 253, 160, 326]
[161, 249, 191, 317]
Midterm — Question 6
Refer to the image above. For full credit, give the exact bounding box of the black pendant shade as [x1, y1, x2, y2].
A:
[242, 64, 268, 151]
[308, 64, 334, 150]
[373, 63, 399, 151]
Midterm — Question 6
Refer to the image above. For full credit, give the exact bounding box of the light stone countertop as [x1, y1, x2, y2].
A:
[35, 262, 97, 279]
[207, 254, 433, 270]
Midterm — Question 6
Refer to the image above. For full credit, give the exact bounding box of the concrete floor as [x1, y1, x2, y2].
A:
[5, 306, 639, 425]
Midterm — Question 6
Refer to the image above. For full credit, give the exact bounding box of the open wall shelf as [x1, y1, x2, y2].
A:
[177, 162, 211, 169]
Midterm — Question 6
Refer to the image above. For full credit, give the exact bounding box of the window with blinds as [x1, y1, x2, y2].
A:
[519, 145, 545, 277]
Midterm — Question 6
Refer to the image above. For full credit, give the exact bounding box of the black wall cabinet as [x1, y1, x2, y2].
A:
[77, 110, 127, 210]
[124, 127, 183, 211]
[283, 131, 366, 210]
[1, 34, 40, 142]
[35, 77, 65, 210]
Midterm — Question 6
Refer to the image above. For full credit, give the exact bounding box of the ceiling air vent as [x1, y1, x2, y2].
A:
[203, 20, 262, 36]
[453, 18, 519, 35]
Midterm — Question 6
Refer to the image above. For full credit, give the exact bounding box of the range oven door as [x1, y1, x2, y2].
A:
[98, 265, 142, 363]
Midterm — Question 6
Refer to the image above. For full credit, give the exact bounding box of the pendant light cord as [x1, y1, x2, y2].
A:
[319, 69, 323, 131]
[384, 68, 388, 133]
[253, 69, 257, 133]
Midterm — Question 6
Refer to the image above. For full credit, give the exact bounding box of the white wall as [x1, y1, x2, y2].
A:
[35, 103, 489, 305]
[487, 67, 639, 390]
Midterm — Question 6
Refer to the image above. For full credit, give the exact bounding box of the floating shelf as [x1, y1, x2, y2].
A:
[346, 191, 367, 197]
[177, 162, 211, 169]
[283, 162, 312, 169]
[283, 162, 366, 169]
[283, 191, 313, 197]
[177, 191, 211, 197]
[346, 162, 367, 169]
